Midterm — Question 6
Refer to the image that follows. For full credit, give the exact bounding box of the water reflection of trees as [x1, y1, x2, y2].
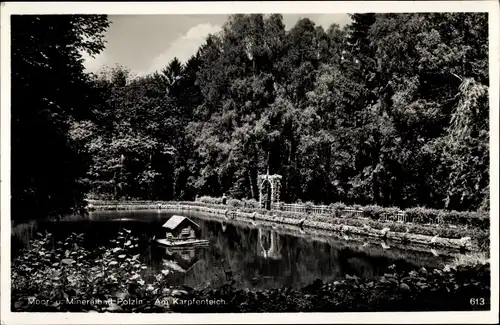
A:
[16, 213, 451, 291]
[159, 218, 418, 290]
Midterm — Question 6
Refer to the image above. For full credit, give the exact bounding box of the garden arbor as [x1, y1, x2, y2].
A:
[258, 173, 282, 210]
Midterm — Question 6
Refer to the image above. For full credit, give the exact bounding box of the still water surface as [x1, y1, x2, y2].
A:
[12, 210, 455, 290]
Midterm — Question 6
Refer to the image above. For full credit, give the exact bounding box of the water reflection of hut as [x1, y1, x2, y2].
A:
[162, 215, 200, 242]
[163, 247, 199, 273]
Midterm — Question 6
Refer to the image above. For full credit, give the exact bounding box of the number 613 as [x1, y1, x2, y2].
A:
[470, 298, 485, 305]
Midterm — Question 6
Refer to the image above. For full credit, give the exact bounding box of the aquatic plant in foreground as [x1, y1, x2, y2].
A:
[12, 231, 175, 312]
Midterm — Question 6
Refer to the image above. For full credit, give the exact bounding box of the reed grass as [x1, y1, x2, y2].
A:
[451, 251, 489, 268]
[11, 220, 38, 247]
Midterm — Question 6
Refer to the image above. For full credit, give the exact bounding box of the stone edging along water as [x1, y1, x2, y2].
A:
[88, 202, 477, 251]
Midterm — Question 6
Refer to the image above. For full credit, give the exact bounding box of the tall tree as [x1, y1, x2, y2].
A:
[11, 15, 109, 220]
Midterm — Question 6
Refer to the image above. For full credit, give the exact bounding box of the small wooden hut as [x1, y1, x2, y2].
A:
[162, 215, 200, 242]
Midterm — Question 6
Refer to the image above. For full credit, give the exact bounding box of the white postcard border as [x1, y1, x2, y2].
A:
[1, 1, 499, 324]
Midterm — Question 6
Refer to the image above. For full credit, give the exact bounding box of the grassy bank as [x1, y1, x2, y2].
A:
[11, 231, 490, 313]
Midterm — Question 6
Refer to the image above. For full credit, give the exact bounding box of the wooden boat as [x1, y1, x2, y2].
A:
[156, 238, 209, 247]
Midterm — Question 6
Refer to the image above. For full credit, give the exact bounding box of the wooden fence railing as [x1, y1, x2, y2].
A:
[272, 203, 430, 224]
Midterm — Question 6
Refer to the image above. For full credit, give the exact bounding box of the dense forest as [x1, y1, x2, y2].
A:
[11, 13, 489, 221]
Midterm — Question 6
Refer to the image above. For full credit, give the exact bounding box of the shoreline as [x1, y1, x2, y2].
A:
[86, 201, 483, 251]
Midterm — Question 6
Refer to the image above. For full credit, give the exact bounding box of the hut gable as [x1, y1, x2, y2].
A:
[162, 215, 200, 241]
[162, 215, 200, 231]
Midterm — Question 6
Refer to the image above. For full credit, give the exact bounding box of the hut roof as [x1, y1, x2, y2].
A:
[162, 215, 200, 230]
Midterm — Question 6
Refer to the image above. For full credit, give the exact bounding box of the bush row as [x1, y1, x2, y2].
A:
[170, 202, 488, 248]
[196, 196, 261, 209]
[190, 197, 489, 230]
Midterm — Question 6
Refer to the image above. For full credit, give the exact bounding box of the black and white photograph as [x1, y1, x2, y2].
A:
[1, 1, 499, 324]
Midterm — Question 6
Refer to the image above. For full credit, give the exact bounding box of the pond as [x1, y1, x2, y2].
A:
[12, 210, 457, 291]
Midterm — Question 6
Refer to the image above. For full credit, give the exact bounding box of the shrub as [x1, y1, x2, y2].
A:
[243, 198, 260, 209]
[404, 207, 489, 230]
[304, 201, 314, 213]
[328, 202, 348, 217]
[277, 211, 304, 220]
[228, 198, 243, 208]
[351, 204, 364, 211]
[405, 207, 438, 224]
[330, 202, 347, 211]
[362, 205, 385, 220]
[197, 196, 223, 205]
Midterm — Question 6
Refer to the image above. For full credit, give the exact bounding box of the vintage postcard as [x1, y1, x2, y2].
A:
[1, 1, 499, 324]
